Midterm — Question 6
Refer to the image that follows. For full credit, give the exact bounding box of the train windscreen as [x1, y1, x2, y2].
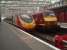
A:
[20, 15, 33, 23]
[44, 11, 56, 17]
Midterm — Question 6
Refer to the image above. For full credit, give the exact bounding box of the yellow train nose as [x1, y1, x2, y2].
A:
[44, 16, 57, 21]
[19, 19, 36, 30]
[44, 16, 57, 28]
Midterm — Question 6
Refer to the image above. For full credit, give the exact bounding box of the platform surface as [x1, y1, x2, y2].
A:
[0, 22, 32, 50]
[0, 22, 60, 50]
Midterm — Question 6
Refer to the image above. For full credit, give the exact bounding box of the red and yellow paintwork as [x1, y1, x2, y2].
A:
[16, 12, 57, 30]
[44, 16, 57, 28]
[16, 16, 36, 30]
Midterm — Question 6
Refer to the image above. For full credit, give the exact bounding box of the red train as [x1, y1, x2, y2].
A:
[15, 10, 58, 31]
[53, 7, 67, 49]
[4, 10, 57, 31]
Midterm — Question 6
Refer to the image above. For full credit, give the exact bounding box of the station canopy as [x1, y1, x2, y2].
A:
[0, 0, 63, 18]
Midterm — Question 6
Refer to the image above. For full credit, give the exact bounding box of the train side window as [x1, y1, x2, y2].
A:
[20, 15, 33, 23]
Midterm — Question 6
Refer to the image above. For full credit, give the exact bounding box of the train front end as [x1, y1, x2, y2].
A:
[43, 11, 58, 31]
[33, 11, 58, 32]
[16, 15, 36, 31]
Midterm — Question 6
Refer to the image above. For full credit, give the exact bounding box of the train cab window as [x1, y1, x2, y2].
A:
[44, 11, 56, 17]
[49, 13, 55, 17]
[44, 11, 57, 21]
[20, 15, 33, 23]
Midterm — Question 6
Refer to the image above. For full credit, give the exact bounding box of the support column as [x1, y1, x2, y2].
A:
[0, 7, 1, 22]
[0, 9, 1, 22]
[0, 17, 1, 22]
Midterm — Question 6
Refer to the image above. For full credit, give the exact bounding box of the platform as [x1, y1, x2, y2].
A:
[0, 22, 60, 50]
[0, 22, 32, 50]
